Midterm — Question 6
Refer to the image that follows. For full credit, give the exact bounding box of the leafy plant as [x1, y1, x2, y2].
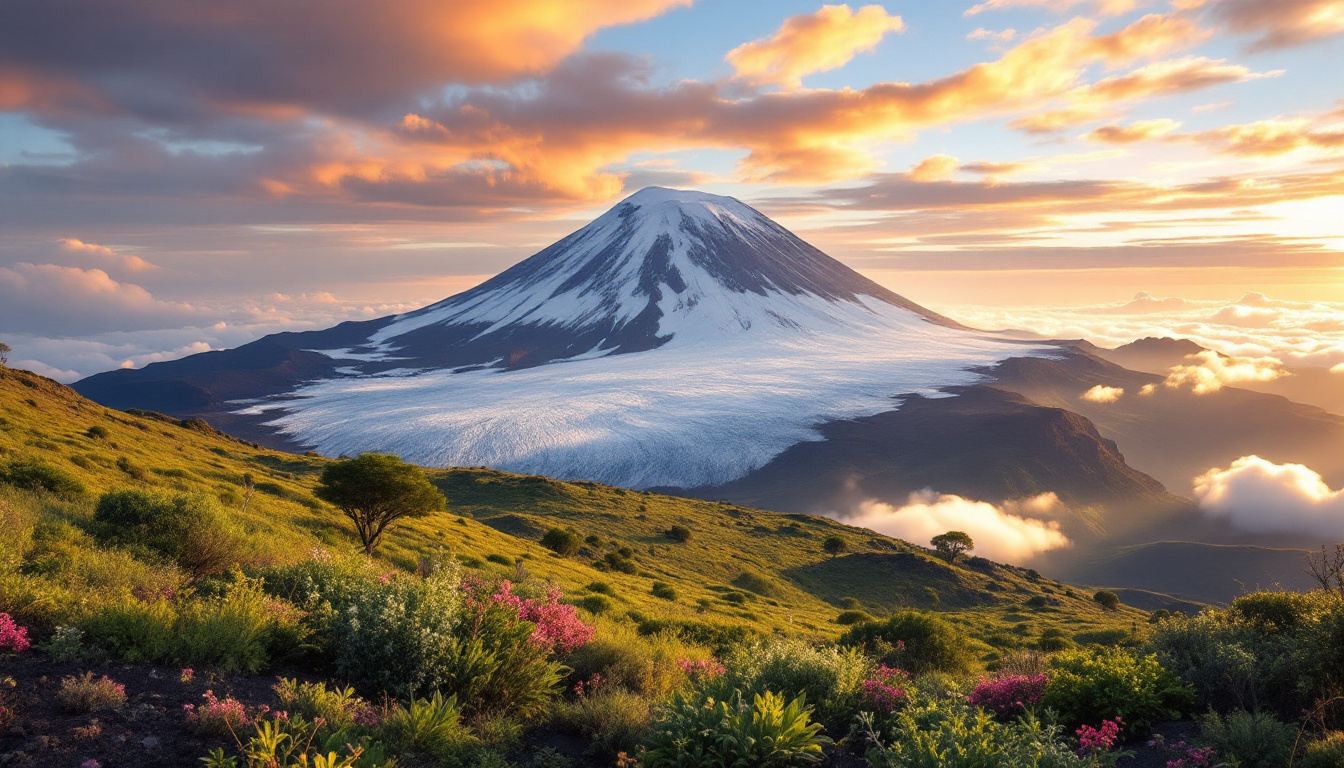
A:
[93, 489, 248, 578]
[554, 686, 653, 760]
[380, 691, 477, 760]
[715, 636, 870, 733]
[540, 527, 582, 556]
[839, 610, 974, 675]
[1197, 708, 1295, 768]
[642, 690, 831, 767]
[57, 672, 127, 714]
[1041, 647, 1194, 731]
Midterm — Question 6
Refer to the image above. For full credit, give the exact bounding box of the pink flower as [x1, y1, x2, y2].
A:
[377, 572, 393, 584]
[860, 666, 910, 714]
[0, 613, 30, 653]
[676, 658, 727, 681]
[180, 668, 194, 683]
[80, 761, 102, 768]
[466, 579, 594, 654]
[1077, 717, 1124, 755]
[967, 674, 1048, 718]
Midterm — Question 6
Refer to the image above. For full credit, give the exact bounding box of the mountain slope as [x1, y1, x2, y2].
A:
[2, 364, 1145, 645]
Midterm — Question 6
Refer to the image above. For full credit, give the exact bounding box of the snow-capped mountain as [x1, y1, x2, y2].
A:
[78, 187, 1053, 488]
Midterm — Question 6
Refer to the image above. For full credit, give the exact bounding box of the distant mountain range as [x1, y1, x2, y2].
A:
[74, 187, 1344, 602]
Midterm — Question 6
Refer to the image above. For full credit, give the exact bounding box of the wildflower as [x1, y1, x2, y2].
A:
[80, 761, 101, 768]
[0, 614, 30, 653]
[1077, 717, 1123, 756]
[180, 668, 194, 683]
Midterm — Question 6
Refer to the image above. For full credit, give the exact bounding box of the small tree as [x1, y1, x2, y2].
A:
[0, 342, 10, 367]
[540, 527, 582, 556]
[314, 453, 446, 555]
[931, 531, 974, 563]
[1306, 544, 1344, 600]
[1093, 590, 1121, 611]
[822, 536, 847, 558]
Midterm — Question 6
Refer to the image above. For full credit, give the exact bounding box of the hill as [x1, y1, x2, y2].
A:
[1, 363, 1146, 649]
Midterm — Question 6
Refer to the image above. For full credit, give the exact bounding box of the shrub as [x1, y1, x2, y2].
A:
[666, 525, 691, 543]
[579, 594, 614, 615]
[1301, 731, 1344, 768]
[860, 665, 910, 716]
[487, 553, 514, 566]
[1092, 590, 1120, 611]
[85, 425, 109, 440]
[651, 582, 677, 601]
[184, 690, 266, 736]
[540, 527, 582, 556]
[329, 570, 568, 718]
[836, 610, 872, 625]
[635, 618, 755, 652]
[566, 621, 707, 698]
[0, 457, 85, 497]
[40, 625, 84, 662]
[839, 611, 975, 676]
[586, 581, 615, 595]
[859, 698, 1106, 768]
[0, 612, 30, 653]
[642, 690, 831, 768]
[554, 686, 653, 761]
[1197, 709, 1295, 768]
[1042, 646, 1195, 730]
[966, 673, 1048, 719]
[272, 678, 378, 733]
[57, 672, 127, 714]
[93, 490, 248, 578]
[732, 571, 782, 597]
[1230, 591, 1318, 633]
[200, 716, 369, 768]
[716, 636, 871, 733]
[380, 691, 477, 761]
[115, 456, 147, 481]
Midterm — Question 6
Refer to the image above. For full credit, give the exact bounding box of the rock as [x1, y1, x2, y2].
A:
[141, 736, 160, 749]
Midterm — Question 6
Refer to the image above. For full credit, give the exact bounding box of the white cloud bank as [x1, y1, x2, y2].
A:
[834, 490, 1072, 565]
[1194, 455, 1344, 539]
[1163, 349, 1285, 394]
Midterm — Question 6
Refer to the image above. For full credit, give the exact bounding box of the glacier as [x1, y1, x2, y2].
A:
[236, 187, 1054, 488]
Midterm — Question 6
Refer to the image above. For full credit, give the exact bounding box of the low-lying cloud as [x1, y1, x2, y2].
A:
[1081, 384, 1125, 402]
[833, 490, 1072, 564]
[1163, 349, 1285, 394]
[1194, 455, 1344, 539]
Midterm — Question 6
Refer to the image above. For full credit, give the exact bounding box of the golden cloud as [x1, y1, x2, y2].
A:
[965, 0, 1139, 18]
[727, 4, 905, 88]
[1084, 118, 1182, 142]
[1213, 0, 1344, 50]
[1185, 118, 1344, 156]
[1164, 349, 1286, 394]
[909, 155, 962, 182]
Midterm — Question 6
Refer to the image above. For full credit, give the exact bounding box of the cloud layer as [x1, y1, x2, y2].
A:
[1194, 455, 1344, 539]
[834, 491, 1072, 564]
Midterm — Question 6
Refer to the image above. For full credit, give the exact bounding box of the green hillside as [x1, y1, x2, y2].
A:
[0, 364, 1143, 652]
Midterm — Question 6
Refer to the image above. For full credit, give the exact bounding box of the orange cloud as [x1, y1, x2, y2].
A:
[58, 237, 157, 272]
[1184, 118, 1344, 156]
[909, 155, 962, 181]
[1213, 0, 1344, 50]
[1084, 118, 1181, 142]
[966, 0, 1139, 17]
[727, 4, 905, 88]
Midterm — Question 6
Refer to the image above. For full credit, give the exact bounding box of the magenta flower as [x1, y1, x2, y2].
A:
[0, 613, 30, 653]
[966, 673, 1047, 718]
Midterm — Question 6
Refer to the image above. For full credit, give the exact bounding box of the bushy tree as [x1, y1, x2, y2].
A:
[540, 527, 582, 556]
[665, 525, 691, 543]
[0, 342, 10, 366]
[931, 531, 973, 563]
[314, 453, 446, 555]
[822, 536, 847, 558]
[1093, 590, 1121, 610]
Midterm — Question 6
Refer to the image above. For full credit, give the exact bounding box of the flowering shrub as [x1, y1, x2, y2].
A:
[180, 668, 194, 683]
[273, 677, 379, 732]
[573, 673, 605, 697]
[1076, 718, 1123, 756]
[676, 657, 726, 681]
[485, 580, 594, 654]
[0, 613, 30, 653]
[967, 673, 1048, 719]
[57, 673, 127, 714]
[861, 665, 910, 715]
[184, 690, 268, 736]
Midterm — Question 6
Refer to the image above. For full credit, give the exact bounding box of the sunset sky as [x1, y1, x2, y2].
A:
[2, 0, 1343, 380]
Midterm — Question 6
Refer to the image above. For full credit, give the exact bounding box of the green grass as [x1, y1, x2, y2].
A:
[0, 365, 1146, 657]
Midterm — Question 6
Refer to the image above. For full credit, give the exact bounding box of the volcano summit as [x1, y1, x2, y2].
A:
[79, 188, 1057, 488]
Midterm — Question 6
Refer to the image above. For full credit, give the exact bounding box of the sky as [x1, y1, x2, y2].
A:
[1, 0, 1343, 381]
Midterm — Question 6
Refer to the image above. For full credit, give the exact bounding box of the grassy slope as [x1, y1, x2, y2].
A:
[0, 365, 1145, 656]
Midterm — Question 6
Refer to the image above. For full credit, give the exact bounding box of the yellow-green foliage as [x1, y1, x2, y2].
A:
[0, 364, 1143, 659]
